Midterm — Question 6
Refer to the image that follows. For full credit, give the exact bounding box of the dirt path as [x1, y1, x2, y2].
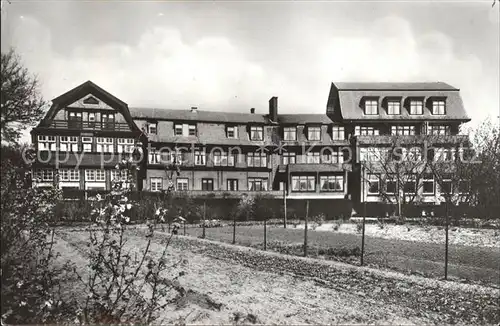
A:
[56, 229, 499, 325]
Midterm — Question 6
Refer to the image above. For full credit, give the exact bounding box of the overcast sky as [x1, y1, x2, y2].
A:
[1, 0, 499, 142]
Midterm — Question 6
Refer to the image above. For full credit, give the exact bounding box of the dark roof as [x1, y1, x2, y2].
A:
[334, 82, 459, 91]
[288, 163, 347, 173]
[129, 107, 269, 124]
[278, 114, 332, 124]
[329, 82, 470, 122]
[51, 80, 128, 107]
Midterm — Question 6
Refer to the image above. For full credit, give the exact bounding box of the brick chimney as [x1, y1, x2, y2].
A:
[269, 96, 278, 122]
[250, 108, 255, 114]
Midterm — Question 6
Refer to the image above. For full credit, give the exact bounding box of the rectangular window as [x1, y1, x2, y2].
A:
[432, 100, 446, 115]
[117, 138, 134, 153]
[428, 125, 450, 135]
[148, 123, 157, 135]
[227, 126, 238, 139]
[401, 147, 422, 161]
[227, 179, 238, 191]
[151, 178, 162, 192]
[148, 148, 161, 164]
[323, 150, 343, 164]
[441, 174, 453, 194]
[176, 178, 188, 191]
[37, 135, 57, 151]
[213, 151, 235, 167]
[354, 126, 380, 136]
[202, 178, 214, 191]
[188, 124, 196, 136]
[331, 126, 345, 140]
[88, 112, 96, 128]
[364, 100, 378, 115]
[96, 138, 114, 153]
[174, 123, 196, 136]
[423, 173, 434, 195]
[85, 170, 96, 182]
[35, 169, 54, 182]
[306, 152, 320, 164]
[96, 170, 105, 182]
[250, 126, 264, 141]
[82, 137, 93, 152]
[59, 168, 80, 182]
[68, 111, 82, 128]
[193, 150, 205, 166]
[360, 147, 386, 162]
[291, 175, 315, 192]
[247, 152, 267, 167]
[102, 113, 115, 130]
[387, 100, 401, 115]
[307, 127, 321, 141]
[283, 127, 297, 141]
[409, 100, 423, 115]
[248, 178, 268, 191]
[433, 148, 456, 162]
[174, 124, 183, 136]
[385, 175, 396, 194]
[320, 175, 344, 192]
[404, 175, 417, 194]
[367, 174, 380, 195]
[111, 169, 128, 182]
[391, 125, 415, 136]
[282, 152, 296, 165]
[59, 136, 79, 152]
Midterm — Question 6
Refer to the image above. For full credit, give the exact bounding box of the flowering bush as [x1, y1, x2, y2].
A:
[73, 159, 183, 324]
[1, 145, 71, 324]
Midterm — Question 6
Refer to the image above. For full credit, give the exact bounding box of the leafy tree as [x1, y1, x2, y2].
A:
[1, 48, 46, 144]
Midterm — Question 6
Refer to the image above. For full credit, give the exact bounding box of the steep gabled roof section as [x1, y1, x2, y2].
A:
[38, 81, 140, 131]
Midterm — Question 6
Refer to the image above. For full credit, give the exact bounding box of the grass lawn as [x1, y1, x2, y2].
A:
[182, 225, 500, 285]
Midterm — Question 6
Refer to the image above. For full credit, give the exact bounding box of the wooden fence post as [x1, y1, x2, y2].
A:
[202, 201, 206, 239]
[304, 200, 309, 257]
[264, 215, 267, 251]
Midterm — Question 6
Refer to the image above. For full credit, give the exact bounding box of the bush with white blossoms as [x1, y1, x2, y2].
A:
[73, 153, 182, 324]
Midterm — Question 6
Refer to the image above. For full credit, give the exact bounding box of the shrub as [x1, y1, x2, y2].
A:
[356, 222, 363, 233]
[331, 221, 341, 232]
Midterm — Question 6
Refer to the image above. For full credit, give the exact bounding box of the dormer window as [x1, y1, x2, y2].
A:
[364, 99, 378, 115]
[283, 127, 297, 141]
[188, 124, 197, 136]
[226, 125, 238, 139]
[409, 99, 423, 115]
[387, 100, 401, 115]
[432, 100, 446, 115]
[250, 126, 263, 141]
[148, 122, 157, 135]
[307, 126, 321, 141]
[174, 123, 196, 136]
[175, 124, 183, 136]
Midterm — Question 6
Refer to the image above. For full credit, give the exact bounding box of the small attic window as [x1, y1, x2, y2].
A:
[83, 96, 99, 105]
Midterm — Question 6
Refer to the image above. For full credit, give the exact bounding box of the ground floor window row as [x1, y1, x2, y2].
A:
[290, 175, 344, 192]
[365, 173, 470, 196]
[149, 177, 269, 192]
[33, 168, 130, 183]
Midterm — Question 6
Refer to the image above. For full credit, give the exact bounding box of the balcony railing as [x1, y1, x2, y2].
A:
[354, 134, 470, 145]
[48, 120, 131, 131]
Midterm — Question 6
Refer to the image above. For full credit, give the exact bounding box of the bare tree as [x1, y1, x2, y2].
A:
[360, 137, 430, 217]
[1, 49, 46, 144]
